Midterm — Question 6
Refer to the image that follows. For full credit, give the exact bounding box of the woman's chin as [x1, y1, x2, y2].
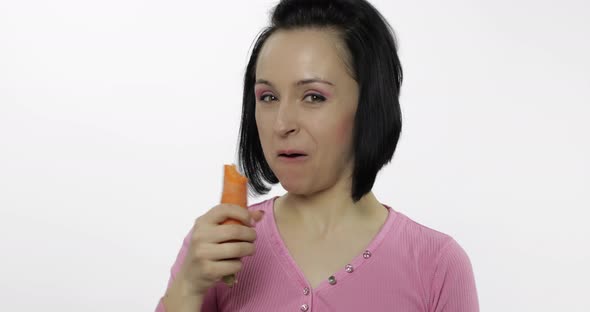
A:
[278, 180, 308, 195]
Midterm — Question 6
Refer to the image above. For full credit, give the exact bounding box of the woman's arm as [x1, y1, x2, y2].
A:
[430, 238, 479, 312]
[158, 276, 204, 312]
[154, 228, 217, 312]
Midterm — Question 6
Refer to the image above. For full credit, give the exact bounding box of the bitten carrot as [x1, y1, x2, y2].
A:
[219, 164, 248, 287]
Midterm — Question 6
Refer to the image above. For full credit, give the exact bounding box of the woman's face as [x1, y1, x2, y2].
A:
[254, 28, 359, 195]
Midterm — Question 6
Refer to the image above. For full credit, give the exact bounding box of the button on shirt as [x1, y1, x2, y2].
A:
[155, 196, 479, 311]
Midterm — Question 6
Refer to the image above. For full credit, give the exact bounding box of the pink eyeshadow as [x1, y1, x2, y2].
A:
[306, 88, 332, 98]
[255, 88, 271, 99]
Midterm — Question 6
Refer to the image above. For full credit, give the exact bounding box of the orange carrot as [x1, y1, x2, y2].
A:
[219, 164, 248, 287]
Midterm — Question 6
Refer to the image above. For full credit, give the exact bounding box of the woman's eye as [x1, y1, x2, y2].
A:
[304, 93, 326, 103]
[259, 94, 277, 102]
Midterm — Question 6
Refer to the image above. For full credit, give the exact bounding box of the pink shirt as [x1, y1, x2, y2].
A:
[156, 196, 479, 311]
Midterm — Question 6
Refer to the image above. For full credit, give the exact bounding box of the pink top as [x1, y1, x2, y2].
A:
[155, 196, 479, 311]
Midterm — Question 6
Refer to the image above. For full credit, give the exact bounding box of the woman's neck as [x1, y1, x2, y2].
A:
[275, 187, 383, 239]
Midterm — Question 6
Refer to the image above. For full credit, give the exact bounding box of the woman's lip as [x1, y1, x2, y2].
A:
[277, 149, 307, 156]
[277, 155, 309, 163]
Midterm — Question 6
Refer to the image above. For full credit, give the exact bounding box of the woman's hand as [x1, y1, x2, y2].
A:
[177, 204, 265, 296]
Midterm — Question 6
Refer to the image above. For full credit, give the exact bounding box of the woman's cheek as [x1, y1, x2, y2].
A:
[255, 112, 269, 148]
[255, 110, 271, 135]
[335, 112, 356, 145]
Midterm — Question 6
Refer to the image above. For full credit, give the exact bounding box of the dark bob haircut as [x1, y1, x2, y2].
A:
[238, 0, 403, 202]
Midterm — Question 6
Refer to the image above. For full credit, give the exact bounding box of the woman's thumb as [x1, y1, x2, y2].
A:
[250, 210, 265, 223]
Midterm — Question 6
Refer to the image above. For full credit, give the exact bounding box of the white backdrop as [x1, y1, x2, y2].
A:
[1, 0, 588, 311]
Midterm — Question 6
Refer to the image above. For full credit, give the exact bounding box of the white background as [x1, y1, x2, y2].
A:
[1, 0, 588, 311]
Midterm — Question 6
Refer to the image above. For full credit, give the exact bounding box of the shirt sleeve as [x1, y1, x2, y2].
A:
[155, 228, 218, 312]
[429, 238, 479, 312]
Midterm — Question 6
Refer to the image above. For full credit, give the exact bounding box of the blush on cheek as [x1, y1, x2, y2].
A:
[336, 113, 356, 145]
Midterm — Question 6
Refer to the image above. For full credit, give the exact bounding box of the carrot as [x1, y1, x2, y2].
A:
[219, 164, 248, 287]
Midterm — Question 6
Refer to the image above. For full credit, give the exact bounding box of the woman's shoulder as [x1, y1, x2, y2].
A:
[388, 210, 478, 309]
[394, 210, 453, 244]
[246, 196, 279, 216]
[246, 197, 274, 211]
[386, 209, 471, 265]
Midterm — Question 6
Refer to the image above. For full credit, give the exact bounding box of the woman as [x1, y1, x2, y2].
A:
[157, 0, 479, 311]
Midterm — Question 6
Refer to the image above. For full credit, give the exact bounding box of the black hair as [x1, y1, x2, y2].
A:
[238, 0, 403, 202]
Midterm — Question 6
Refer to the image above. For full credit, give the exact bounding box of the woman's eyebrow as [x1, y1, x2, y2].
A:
[255, 78, 335, 88]
[296, 78, 334, 86]
[254, 79, 274, 87]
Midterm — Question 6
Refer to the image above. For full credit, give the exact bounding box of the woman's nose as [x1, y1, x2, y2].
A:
[273, 102, 299, 136]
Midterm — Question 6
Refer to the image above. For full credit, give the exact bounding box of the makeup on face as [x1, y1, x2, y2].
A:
[254, 78, 334, 103]
[253, 29, 360, 193]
